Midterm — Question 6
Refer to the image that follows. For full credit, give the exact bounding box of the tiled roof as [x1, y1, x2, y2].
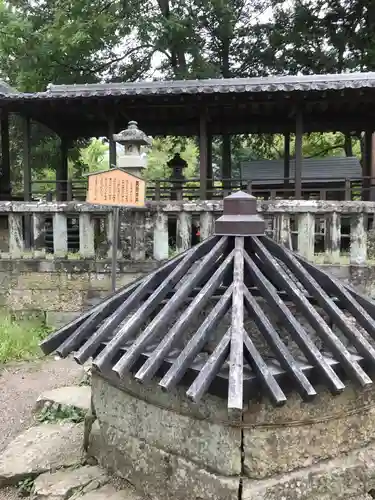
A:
[241, 156, 362, 185]
[0, 80, 18, 95]
[40, 192, 375, 410]
[2, 72, 375, 101]
[41, 72, 375, 98]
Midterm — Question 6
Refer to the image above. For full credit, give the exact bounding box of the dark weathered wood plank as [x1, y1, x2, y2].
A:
[111, 236, 229, 377]
[159, 285, 233, 391]
[41, 239, 206, 356]
[72, 241, 210, 364]
[251, 236, 372, 388]
[135, 250, 234, 383]
[92, 236, 220, 372]
[228, 236, 245, 411]
[186, 330, 231, 403]
[67, 253, 188, 361]
[345, 286, 375, 319]
[243, 249, 345, 394]
[243, 329, 287, 406]
[41, 275, 145, 356]
[244, 287, 316, 400]
[291, 248, 375, 340]
[261, 236, 375, 367]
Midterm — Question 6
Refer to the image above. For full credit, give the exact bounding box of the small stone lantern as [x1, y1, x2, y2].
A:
[113, 121, 152, 178]
[167, 153, 188, 200]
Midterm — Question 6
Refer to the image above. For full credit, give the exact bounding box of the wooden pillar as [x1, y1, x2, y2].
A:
[57, 137, 69, 201]
[108, 119, 117, 169]
[283, 132, 290, 198]
[0, 111, 11, 198]
[199, 111, 208, 200]
[222, 133, 231, 191]
[295, 112, 303, 199]
[207, 134, 213, 198]
[363, 130, 373, 201]
[371, 133, 375, 201]
[23, 116, 32, 248]
[23, 116, 31, 201]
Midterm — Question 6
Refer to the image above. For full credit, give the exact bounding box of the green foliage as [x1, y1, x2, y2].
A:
[17, 476, 35, 497]
[145, 137, 198, 180]
[37, 402, 86, 424]
[0, 314, 51, 364]
[0, 0, 371, 188]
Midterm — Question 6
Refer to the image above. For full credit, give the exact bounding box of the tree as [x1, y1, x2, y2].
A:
[270, 0, 375, 75]
[0, 0, 370, 191]
[145, 137, 198, 180]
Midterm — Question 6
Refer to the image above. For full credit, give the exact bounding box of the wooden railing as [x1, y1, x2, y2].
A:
[0, 200, 374, 265]
[23, 176, 375, 202]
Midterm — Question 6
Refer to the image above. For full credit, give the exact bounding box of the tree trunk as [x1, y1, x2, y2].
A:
[344, 134, 353, 157]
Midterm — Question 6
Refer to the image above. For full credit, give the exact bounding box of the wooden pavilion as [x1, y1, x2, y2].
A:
[1, 71, 375, 200]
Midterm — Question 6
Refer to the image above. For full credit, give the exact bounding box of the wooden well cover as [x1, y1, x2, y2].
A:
[86, 168, 145, 207]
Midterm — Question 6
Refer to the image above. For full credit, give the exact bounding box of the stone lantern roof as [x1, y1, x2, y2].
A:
[113, 120, 152, 147]
[40, 192, 375, 411]
[113, 121, 151, 176]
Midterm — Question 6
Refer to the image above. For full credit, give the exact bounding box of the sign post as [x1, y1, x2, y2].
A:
[111, 206, 120, 293]
[85, 168, 146, 293]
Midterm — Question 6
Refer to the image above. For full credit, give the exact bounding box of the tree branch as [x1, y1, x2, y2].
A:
[306, 143, 345, 158]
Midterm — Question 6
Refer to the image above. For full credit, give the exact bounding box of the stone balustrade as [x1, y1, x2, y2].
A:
[0, 200, 374, 265]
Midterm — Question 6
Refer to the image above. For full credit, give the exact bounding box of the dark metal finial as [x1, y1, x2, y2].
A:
[215, 191, 265, 236]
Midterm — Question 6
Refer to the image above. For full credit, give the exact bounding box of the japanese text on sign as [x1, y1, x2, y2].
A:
[86, 169, 145, 207]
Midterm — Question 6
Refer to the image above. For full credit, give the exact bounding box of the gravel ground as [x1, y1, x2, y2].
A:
[0, 356, 84, 500]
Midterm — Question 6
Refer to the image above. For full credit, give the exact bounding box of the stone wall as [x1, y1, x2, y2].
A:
[89, 372, 375, 500]
[2, 260, 375, 328]
[0, 259, 157, 327]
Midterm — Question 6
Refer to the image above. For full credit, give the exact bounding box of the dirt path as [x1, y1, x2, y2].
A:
[0, 356, 84, 453]
[0, 356, 84, 500]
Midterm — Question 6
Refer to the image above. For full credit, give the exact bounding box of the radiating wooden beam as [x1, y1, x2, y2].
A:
[244, 287, 316, 401]
[40, 273, 150, 355]
[281, 245, 375, 342]
[251, 236, 371, 388]
[261, 236, 375, 367]
[135, 250, 234, 383]
[243, 329, 287, 406]
[228, 236, 245, 411]
[243, 248, 345, 394]
[159, 285, 233, 391]
[93, 236, 220, 372]
[71, 250, 189, 363]
[112, 236, 229, 377]
[186, 330, 231, 403]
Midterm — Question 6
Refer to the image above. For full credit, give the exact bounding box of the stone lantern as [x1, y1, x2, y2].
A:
[113, 121, 152, 178]
[167, 152, 188, 200]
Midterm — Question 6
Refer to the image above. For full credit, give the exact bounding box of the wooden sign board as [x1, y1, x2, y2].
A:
[86, 169, 145, 207]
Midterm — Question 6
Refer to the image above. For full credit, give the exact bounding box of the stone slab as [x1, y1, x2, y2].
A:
[45, 311, 81, 329]
[242, 440, 375, 500]
[243, 384, 375, 478]
[35, 386, 91, 413]
[0, 423, 83, 486]
[92, 374, 241, 476]
[33, 465, 108, 500]
[76, 484, 144, 500]
[89, 422, 239, 500]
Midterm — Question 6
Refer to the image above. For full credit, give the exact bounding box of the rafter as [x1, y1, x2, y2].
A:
[40, 191, 375, 411]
